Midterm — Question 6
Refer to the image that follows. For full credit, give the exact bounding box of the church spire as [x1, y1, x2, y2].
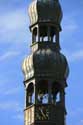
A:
[22, 1, 69, 125]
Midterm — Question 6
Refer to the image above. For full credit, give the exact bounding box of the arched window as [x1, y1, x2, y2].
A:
[26, 82, 34, 107]
[32, 27, 37, 42]
[52, 82, 61, 104]
[37, 80, 48, 104]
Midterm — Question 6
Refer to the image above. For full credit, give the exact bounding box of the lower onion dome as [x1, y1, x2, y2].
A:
[22, 49, 69, 81]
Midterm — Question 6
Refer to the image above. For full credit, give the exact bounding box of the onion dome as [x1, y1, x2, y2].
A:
[22, 49, 69, 82]
[28, 0, 63, 26]
[22, 55, 34, 80]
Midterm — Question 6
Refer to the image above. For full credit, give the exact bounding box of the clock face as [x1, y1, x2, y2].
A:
[35, 105, 49, 121]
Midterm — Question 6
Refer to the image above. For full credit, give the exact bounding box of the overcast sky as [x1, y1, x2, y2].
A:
[0, 0, 83, 125]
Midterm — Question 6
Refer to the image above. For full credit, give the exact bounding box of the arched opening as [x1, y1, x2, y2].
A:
[50, 26, 57, 43]
[36, 80, 48, 104]
[32, 27, 37, 43]
[44, 36, 48, 41]
[39, 26, 47, 42]
[26, 82, 34, 107]
[52, 82, 62, 104]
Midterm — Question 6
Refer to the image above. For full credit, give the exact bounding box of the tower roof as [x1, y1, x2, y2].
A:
[22, 44, 69, 81]
[28, 0, 63, 26]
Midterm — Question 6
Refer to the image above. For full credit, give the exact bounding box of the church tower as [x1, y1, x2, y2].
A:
[22, 0, 69, 125]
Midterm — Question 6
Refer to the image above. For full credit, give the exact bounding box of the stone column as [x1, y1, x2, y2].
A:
[48, 26, 50, 42]
[60, 89, 65, 106]
[48, 81, 52, 104]
[56, 31, 61, 50]
[32, 31, 34, 43]
[37, 26, 40, 42]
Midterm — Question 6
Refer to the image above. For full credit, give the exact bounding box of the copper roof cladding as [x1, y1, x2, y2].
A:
[22, 43, 69, 81]
[28, 0, 63, 26]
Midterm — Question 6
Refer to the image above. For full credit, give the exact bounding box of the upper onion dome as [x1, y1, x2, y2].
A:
[28, 0, 63, 26]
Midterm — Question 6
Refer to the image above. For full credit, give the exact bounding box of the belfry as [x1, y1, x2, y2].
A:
[22, 0, 69, 125]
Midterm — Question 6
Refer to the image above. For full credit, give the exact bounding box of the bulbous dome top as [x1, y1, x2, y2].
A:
[28, 0, 63, 26]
